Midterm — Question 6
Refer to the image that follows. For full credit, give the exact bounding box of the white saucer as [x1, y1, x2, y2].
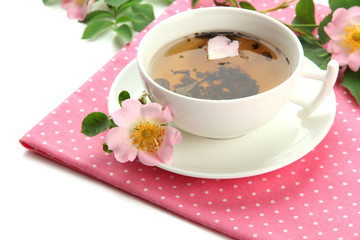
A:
[108, 58, 336, 179]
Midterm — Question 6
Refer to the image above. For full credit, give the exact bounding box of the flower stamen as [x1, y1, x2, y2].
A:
[75, 0, 86, 4]
[341, 24, 360, 53]
[131, 121, 165, 152]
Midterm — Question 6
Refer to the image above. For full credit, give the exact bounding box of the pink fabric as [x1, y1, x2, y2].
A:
[20, 1, 360, 239]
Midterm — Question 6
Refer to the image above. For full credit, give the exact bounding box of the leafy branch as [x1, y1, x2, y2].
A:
[44, 0, 174, 45]
[80, 0, 155, 43]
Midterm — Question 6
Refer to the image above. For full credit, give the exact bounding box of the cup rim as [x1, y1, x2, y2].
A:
[137, 7, 304, 103]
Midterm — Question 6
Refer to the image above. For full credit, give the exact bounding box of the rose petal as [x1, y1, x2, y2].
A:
[111, 99, 142, 128]
[324, 8, 352, 40]
[157, 126, 183, 164]
[326, 41, 350, 66]
[327, 39, 348, 55]
[61, 0, 88, 21]
[348, 6, 360, 25]
[330, 52, 350, 67]
[208, 36, 239, 60]
[105, 127, 138, 163]
[347, 51, 360, 72]
[61, 0, 71, 8]
[141, 103, 173, 124]
[137, 151, 161, 166]
[136, 126, 182, 166]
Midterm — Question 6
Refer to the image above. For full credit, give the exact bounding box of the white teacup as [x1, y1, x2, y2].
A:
[137, 7, 339, 139]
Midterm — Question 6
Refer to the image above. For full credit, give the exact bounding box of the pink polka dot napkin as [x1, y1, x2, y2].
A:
[20, 0, 360, 239]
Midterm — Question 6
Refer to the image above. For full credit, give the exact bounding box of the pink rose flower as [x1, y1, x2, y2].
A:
[207, 36, 239, 60]
[105, 99, 182, 166]
[324, 6, 360, 72]
[61, 0, 95, 21]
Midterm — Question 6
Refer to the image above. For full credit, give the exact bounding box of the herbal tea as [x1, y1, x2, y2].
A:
[149, 32, 291, 100]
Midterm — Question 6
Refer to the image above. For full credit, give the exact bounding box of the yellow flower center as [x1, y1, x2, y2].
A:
[75, 0, 86, 5]
[130, 121, 165, 152]
[341, 24, 360, 53]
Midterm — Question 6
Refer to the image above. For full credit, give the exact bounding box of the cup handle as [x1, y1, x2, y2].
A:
[290, 60, 339, 118]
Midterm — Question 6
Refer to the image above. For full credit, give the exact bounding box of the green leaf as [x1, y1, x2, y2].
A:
[130, 4, 154, 32]
[81, 20, 114, 39]
[116, 0, 142, 15]
[128, 12, 149, 21]
[318, 13, 332, 44]
[102, 143, 113, 153]
[298, 36, 331, 70]
[192, 0, 200, 8]
[81, 112, 110, 137]
[158, 0, 174, 4]
[109, 118, 118, 129]
[116, 15, 133, 24]
[343, 68, 360, 106]
[113, 24, 133, 42]
[229, 0, 238, 7]
[105, 0, 128, 7]
[301, 36, 317, 45]
[292, 0, 316, 32]
[329, 0, 357, 11]
[239, 1, 256, 10]
[43, 0, 50, 4]
[81, 10, 114, 24]
[118, 90, 131, 106]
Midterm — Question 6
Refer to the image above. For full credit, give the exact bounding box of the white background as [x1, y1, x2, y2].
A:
[1, 0, 328, 239]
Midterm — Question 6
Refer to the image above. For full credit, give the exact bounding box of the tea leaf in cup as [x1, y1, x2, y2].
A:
[174, 81, 198, 95]
[154, 78, 171, 90]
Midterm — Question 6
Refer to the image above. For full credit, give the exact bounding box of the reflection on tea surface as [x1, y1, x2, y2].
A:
[149, 32, 291, 100]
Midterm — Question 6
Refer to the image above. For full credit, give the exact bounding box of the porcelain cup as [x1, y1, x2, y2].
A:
[137, 7, 339, 139]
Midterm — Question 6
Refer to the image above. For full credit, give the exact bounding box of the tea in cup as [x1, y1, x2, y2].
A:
[137, 7, 339, 139]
